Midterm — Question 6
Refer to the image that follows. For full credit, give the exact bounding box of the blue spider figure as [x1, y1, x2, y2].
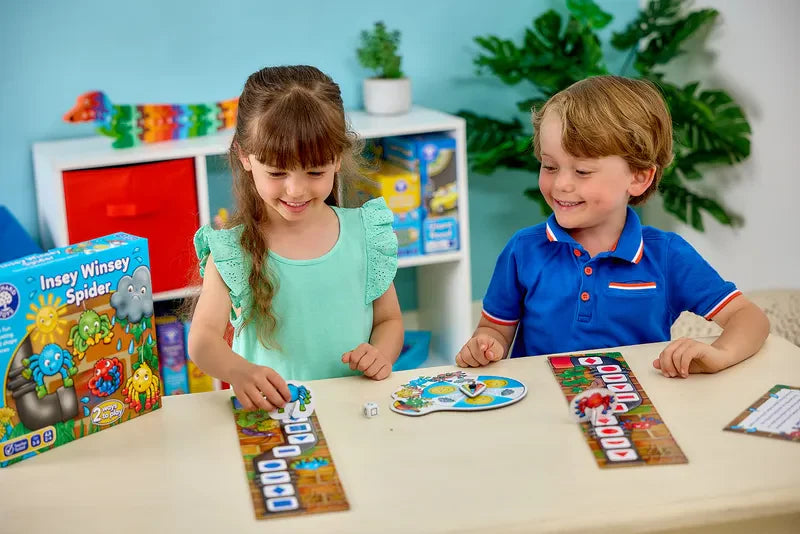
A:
[22, 343, 78, 398]
[288, 384, 311, 412]
[276, 384, 312, 415]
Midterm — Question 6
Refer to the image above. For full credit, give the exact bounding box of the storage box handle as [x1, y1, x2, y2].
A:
[106, 202, 158, 218]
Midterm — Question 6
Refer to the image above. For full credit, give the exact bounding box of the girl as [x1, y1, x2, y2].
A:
[188, 65, 403, 411]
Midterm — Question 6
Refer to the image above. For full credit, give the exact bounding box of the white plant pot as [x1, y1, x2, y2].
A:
[363, 77, 411, 115]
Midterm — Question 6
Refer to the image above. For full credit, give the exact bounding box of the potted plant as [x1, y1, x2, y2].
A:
[458, 0, 751, 231]
[357, 21, 411, 115]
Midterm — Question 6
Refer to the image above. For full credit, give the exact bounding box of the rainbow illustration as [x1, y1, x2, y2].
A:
[63, 90, 238, 149]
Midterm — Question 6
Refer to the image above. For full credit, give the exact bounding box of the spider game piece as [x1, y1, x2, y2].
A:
[269, 382, 315, 422]
[571, 388, 618, 424]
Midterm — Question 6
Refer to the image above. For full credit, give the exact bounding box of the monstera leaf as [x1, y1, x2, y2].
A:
[612, 0, 719, 74]
[461, 112, 537, 174]
[473, 5, 608, 94]
[458, 0, 749, 231]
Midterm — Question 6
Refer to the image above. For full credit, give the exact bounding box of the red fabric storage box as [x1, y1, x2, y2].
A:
[62, 158, 199, 294]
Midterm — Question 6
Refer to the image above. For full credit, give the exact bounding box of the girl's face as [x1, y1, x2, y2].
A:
[537, 111, 653, 239]
[240, 155, 340, 224]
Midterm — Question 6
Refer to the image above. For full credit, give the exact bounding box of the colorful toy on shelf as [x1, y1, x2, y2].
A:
[383, 134, 459, 253]
[155, 317, 189, 396]
[213, 208, 229, 230]
[63, 90, 238, 149]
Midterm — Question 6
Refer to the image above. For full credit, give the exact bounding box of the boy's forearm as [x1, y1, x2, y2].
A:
[370, 317, 404, 363]
[188, 332, 248, 384]
[710, 305, 770, 371]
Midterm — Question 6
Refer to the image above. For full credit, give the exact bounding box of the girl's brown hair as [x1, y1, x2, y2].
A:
[532, 75, 674, 204]
[228, 65, 361, 348]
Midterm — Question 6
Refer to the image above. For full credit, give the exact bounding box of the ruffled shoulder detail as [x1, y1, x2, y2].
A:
[193, 225, 250, 309]
[361, 198, 398, 304]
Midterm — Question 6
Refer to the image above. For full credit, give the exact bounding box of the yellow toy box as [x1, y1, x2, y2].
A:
[0, 233, 162, 467]
[383, 135, 459, 254]
[370, 162, 423, 256]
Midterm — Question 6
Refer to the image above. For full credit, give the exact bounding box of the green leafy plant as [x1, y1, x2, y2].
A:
[459, 0, 750, 230]
[357, 21, 404, 79]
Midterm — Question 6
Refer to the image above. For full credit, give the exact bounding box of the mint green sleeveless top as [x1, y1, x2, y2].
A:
[193, 198, 398, 381]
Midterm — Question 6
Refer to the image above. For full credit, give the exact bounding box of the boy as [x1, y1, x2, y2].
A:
[457, 76, 769, 378]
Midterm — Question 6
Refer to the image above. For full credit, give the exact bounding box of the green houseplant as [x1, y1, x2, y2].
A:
[357, 21, 411, 115]
[459, 0, 751, 231]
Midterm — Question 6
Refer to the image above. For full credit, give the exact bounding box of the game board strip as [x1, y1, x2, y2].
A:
[230, 397, 349, 519]
[548, 352, 688, 468]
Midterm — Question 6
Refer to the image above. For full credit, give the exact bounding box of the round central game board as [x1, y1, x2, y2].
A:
[391, 371, 527, 416]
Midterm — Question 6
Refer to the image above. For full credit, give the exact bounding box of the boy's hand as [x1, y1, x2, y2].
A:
[456, 335, 504, 368]
[653, 337, 724, 378]
[229, 361, 291, 411]
[342, 343, 392, 380]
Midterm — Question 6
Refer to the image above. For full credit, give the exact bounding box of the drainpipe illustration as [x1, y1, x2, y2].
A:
[6, 336, 77, 430]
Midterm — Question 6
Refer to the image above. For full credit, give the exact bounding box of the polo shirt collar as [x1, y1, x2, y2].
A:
[545, 206, 644, 264]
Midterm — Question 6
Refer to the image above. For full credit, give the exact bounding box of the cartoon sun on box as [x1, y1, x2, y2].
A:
[0, 233, 163, 467]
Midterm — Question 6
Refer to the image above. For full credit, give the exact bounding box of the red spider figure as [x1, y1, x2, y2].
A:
[88, 357, 123, 397]
[575, 392, 614, 417]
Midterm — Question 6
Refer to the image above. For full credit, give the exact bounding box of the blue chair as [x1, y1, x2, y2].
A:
[0, 206, 42, 264]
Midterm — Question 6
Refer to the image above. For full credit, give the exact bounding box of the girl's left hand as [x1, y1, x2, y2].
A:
[653, 337, 724, 378]
[342, 343, 392, 380]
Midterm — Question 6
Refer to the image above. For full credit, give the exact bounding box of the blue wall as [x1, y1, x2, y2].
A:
[0, 0, 638, 308]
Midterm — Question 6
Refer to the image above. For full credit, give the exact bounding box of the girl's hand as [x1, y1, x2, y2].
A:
[456, 334, 504, 368]
[653, 337, 724, 378]
[342, 343, 392, 380]
[229, 361, 291, 410]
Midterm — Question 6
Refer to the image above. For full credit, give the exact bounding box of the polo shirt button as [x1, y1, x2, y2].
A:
[584, 266, 593, 276]
[580, 291, 590, 301]
[573, 249, 581, 257]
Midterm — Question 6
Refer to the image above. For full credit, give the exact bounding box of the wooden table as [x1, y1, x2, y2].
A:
[2, 335, 799, 533]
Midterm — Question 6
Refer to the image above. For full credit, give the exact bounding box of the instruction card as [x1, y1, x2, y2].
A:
[724, 385, 800, 442]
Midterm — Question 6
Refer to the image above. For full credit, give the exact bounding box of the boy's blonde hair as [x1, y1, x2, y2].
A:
[532, 75, 673, 204]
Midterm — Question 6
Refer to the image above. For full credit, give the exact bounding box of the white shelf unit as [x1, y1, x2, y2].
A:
[32, 106, 472, 363]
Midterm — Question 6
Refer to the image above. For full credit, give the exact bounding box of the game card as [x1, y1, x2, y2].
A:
[724, 385, 800, 442]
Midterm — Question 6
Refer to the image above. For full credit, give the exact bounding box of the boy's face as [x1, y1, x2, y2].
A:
[240, 154, 339, 224]
[537, 111, 653, 237]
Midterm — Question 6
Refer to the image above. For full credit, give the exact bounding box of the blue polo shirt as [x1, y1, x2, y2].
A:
[482, 207, 741, 358]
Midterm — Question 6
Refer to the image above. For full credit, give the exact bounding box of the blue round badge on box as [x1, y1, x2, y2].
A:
[0, 283, 20, 319]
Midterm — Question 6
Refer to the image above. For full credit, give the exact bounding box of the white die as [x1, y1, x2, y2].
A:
[363, 402, 379, 418]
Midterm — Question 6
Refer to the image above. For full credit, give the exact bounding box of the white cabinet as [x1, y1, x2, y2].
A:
[32, 106, 472, 363]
